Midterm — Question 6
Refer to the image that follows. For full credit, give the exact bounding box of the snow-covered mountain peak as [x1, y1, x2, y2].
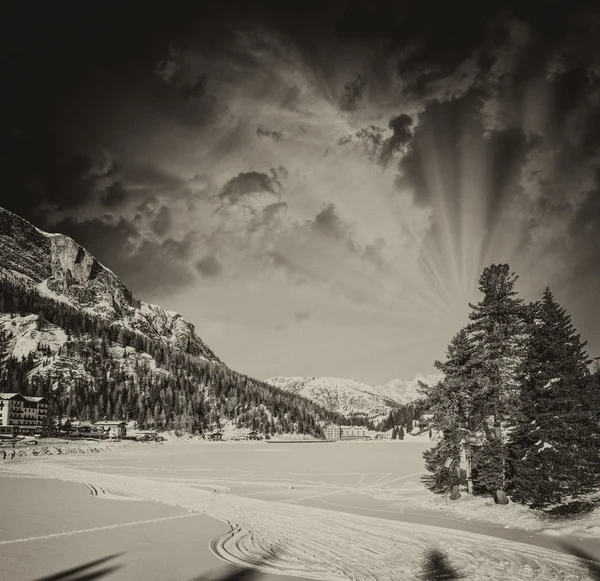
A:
[266, 373, 442, 420]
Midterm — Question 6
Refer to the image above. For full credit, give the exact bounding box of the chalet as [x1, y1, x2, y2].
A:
[94, 421, 127, 439]
[71, 422, 104, 438]
[206, 432, 223, 441]
[247, 431, 260, 440]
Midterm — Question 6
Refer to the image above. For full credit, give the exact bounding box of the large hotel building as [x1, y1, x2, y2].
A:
[0, 392, 49, 435]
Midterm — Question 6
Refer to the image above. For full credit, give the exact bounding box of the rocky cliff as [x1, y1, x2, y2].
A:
[0, 207, 219, 362]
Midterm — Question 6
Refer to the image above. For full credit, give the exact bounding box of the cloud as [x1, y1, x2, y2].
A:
[218, 171, 281, 205]
[150, 205, 172, 236]
[257, 127, 283, 142]
[379, 114, 413, 167]
[294, 311, 310, 322]
[340, 73, 366, 111]
[100, 182, 127, 207]
[181, 74, 207, 101]
[155, 44, 180, 82]
[196, 255, 223, 277]
[312, 203, 347, 239]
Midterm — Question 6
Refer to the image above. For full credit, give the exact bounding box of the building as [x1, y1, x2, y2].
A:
[324, 424, 368, 441]
[418, 411, 435, 428]
[206, 431, 223, 441]
[70, 422, 104, 438]
[340, 425, 368, 439]
[325, 424, 341, 440]
[0, 393, 49, 435]
[134, 430, 160, 441]
[379, 428, 395, 440]
[94, 420, 127, 439]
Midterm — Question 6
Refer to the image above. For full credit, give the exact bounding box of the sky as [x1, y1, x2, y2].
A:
[2, 1, 600, 385]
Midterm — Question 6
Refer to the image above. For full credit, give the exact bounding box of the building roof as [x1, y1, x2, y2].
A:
[95, 421, 127, 426]
[0, 393, 49, 403]
[136, 430, 159, 435]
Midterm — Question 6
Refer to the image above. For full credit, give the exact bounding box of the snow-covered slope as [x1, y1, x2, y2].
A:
[0, 207, 219, 363]
[372, 373, 442, 405]
[266, 373, 441, 418]
[266, 376, 396, 419]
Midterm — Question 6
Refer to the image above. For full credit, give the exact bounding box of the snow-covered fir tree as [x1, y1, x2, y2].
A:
[421, 329, 485, 494]
[466, 264, 526, 498]
[507, 288, 600, 512]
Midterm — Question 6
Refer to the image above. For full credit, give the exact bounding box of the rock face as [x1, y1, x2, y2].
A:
[0, 207, 220, 362]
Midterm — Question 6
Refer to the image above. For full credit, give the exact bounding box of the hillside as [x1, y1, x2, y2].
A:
[0, 207, 335, 436]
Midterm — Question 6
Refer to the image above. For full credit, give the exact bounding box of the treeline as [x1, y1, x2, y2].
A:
[0, 276, 341, 437]
[379, 404, 424, 432]
[420, 264, 600, 514]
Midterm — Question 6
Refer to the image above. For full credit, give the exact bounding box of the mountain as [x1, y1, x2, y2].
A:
[372, 374, 442, 406]
[0, 207, 218, 361]
[266, 376, 398, 420]
[266, 373, 441, 421]
[0, 207, 334, 436]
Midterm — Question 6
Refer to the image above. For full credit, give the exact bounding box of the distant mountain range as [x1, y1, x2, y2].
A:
[267, 374, 441, 420]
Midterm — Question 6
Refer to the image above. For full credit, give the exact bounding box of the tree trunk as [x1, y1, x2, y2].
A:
[450, 485, 461, 500]
[493, 490, 508, 504]
[466, 446, 473, 494]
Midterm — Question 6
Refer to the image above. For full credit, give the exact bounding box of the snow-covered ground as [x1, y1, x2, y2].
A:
[2, 441, 600, 580]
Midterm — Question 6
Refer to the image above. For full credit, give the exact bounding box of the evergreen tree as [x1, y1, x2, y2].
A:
[507, 288, 599, 511]
[466, 264, 526, 497]
[398, 425, 404, 440]
[421, 329, 485, 495]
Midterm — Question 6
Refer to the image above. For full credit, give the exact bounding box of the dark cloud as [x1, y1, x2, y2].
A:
[340, 73, 366, 111]
[218, 171, 281, 204]
[196, 255, 223, 277]
[55, 217, 195, 296]
[257, 127, 284, 142]
[100, 181, 127, 207]
[379, 114, 413, 167]
[313, 203, 347, 239]
[150, 205, 172, 236]
[294, 312, 311, 322]
[248, 202, 288, 234]
[181, 74, 207, 101]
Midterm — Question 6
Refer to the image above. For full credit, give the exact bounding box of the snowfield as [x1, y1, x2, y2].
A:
[2, 441, 600, 581]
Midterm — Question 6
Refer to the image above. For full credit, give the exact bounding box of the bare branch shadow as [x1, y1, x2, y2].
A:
[29, 542, 600, 581]
[419, 549, 464, 580]
[30, 553, 124, 581]
[560, 543, 600, 580]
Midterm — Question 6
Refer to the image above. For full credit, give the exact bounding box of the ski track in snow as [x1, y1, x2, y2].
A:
[4, 463, 595, 581]
[0, 513, 202, 545]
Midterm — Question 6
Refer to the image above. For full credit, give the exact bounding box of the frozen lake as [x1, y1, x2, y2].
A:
[2, 440, 599, 580]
